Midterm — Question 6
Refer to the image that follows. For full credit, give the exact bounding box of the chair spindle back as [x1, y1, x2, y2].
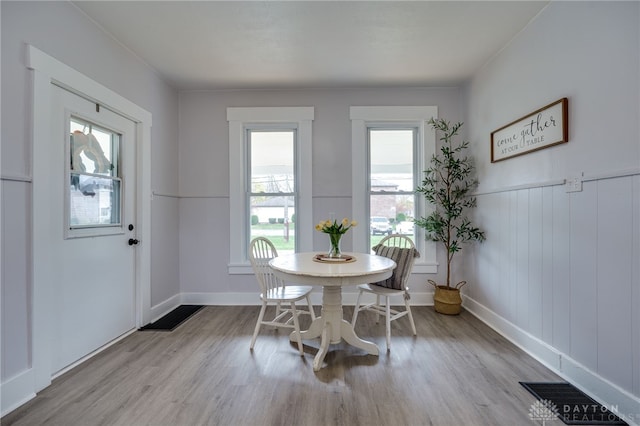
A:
[249, 237, 285, 294]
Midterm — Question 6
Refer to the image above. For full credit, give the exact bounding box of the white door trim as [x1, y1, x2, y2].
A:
[27, 45, 152, 392]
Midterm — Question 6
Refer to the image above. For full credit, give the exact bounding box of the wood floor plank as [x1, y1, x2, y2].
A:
[2, 306, 559, 425]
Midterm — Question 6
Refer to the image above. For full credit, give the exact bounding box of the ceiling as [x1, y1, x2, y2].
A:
[72, 1, 549, 91]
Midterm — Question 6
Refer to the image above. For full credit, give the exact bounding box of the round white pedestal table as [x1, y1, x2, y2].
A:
[269, 252, 396, 371]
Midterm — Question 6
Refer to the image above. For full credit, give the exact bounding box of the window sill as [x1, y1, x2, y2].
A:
[412, 263, 438, 274]
[228, 263, 254, 275]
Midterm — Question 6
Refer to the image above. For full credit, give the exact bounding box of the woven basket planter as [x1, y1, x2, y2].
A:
[429, 280, 466, 315]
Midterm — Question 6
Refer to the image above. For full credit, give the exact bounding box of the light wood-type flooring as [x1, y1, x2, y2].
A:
[3, 306, 560, 426]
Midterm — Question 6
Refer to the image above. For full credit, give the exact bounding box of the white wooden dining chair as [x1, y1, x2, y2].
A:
[351, 234, 419, 351]
[249, 237, 316, 356]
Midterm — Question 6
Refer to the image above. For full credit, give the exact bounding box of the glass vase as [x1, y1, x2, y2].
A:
[328, 233, 342, 258]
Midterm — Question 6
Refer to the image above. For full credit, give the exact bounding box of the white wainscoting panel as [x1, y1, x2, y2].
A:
[465, 173, 640, 421]
[596, 177, 634, 391]
[570, 181, 599, 370]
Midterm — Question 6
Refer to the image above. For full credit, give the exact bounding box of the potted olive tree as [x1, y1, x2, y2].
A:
[415, 118, 485, 315]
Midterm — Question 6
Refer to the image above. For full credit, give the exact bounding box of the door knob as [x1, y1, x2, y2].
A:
[128, 238, 139, 246]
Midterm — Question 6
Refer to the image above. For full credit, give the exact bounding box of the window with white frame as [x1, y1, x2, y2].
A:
[248, 128, 296, 252]
[228, 107, 314, 273]
[369, 127, 416, 237]
[351, 106, 438, 273]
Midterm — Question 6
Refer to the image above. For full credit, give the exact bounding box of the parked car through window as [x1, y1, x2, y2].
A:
[370, 216, 392, 235]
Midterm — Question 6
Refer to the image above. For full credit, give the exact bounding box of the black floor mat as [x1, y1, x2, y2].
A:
[520, 382, 628, 425]
[139, 305, 203, 331]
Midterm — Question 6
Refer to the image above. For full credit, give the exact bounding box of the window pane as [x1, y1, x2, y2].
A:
[69, 174, 121, 227]
[370, 129, 413, 192]
[250, 131, 294, 193]
[249, 196, 295, 255]
[70, 117, 118, 177]
[369, 195, 415, 248]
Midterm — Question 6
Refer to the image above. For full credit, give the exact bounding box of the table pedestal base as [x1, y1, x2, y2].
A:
[290, 286, 379, 371]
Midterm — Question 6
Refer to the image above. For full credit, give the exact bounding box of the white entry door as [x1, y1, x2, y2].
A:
[50, 85, 138, 374]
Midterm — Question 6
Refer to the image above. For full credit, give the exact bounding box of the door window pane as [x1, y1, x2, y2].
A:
[69, 174, 121, 226]
[68, 116, 122, 229]
[70, 118, 118, 176]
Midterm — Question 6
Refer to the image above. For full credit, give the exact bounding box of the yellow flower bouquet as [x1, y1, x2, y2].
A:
[315, 218, 357, 258]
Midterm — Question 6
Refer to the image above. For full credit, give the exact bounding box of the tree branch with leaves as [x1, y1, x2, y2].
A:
[415, 118, 485, 289]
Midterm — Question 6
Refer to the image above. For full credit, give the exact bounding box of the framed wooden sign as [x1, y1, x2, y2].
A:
[491, 98, 568, 162]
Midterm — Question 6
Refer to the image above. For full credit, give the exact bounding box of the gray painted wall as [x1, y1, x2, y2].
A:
[177, 87, 461, 296]
[464, 1, 640, 418]
[1, 0, 180, 398]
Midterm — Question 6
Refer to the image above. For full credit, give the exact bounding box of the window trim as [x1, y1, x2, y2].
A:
[228, 107, 314, 274]
[350, 106, 438, 273]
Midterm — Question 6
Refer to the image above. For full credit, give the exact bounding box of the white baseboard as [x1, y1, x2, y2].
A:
[463, 296, 640, 426]
[1, 368, 36, 417]
[148, 293, 182, 324]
